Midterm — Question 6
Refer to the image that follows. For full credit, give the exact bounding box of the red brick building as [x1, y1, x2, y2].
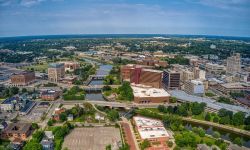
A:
[1, 123, 32, 141]
[10, 71, 35, 86]
[121, 65, 163, 88]
[41, 90, 61, 101]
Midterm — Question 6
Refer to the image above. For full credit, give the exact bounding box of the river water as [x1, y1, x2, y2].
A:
[83, 58, 113, 101]
[184, 121, 250, 148]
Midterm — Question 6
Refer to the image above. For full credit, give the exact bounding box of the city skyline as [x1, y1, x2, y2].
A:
[0, 0, 250, 37]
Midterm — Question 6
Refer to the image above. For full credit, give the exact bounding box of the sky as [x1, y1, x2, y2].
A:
[0, 0, 250, 37]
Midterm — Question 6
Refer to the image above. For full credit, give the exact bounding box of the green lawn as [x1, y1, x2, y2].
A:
[23, 63, 48, 73]
[205, 92, 216, 97]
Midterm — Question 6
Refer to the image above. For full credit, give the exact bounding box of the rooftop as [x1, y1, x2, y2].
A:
[221, 82, 249, 89]
[133, 116, 169, 139]
[2, 97, 19, 104]
[191, 80, 204, 85]
[142, 69, 163, 73]
[132, 86, 170, 98]
[170, 90, 250, 115]
[4, 123, 31, 134]
[48, 63, 64, 68]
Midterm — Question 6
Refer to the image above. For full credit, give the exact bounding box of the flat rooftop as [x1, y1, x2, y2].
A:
[48, 63, 64, 68]
[191, 79, 204, 85]
[142, 69, 163, 73]
[134, 116, 169, 140]
[132, 86, 170, 98]
[221, 82, 249, 89]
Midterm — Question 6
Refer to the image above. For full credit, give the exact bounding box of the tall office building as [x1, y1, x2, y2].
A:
[226, 53, 241, 74]
[193, 67, 206, 80]
[162, 70, 181, 90]
[48, 63, 65, 82]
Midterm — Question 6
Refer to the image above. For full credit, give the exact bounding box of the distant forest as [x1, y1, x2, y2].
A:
[0, 35, 249, 63]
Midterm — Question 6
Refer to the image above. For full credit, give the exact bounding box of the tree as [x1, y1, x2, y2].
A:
[175, 131, 198, 147]
[205, 113, 211, 121]
[219, 116, 230, 125]
[245, 115, 250, 125]
[83, 102, 95, 114]
[191, 102, 206, 115]
[170, 97, 177, 103]
[233, 137, 242, 146]
[103, 85, 112, 91]
[218, 109, 233, 118]
[167, 141, 173, 148]
[177, 105, 188, 116]
[23, 141, 42, 150]
[32, 131, 44, 142]
[31, 123, 39, 129]
[119, 144, 130, 150]
[140, 140, 150, 150]
[59, 112, 67, 122]
[107, 109, 119, 121]
[158, 105, 167, 113]
[117, 81, 133, 101]
[10, 87, 19, 95]
[167, 106, 174, 114]
[21, 88, 27, 93]
[232, 112, 245, 126]
[213, 116, 219, 123]
[213, 131, 220, 139]
[106, 144, 112, 150]
[47, 119, 54, 126]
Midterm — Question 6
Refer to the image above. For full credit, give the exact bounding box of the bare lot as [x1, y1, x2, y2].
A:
[62, 127, 121, 150]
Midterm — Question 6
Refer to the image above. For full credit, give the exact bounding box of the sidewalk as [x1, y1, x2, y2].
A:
[120, 118, 140, 150]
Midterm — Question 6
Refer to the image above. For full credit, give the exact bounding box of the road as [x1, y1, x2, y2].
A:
[38, 99, 61, 129]
[62, 100, 178, 108]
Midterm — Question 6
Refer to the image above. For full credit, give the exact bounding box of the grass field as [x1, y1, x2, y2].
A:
[22, 63, 48, 73]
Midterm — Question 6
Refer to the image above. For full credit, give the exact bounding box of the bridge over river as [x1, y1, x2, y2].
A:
[62, 100, 177, 109]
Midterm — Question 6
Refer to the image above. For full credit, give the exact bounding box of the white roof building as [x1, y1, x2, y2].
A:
[133, 116, 169, 140]
[132, 86, 170, 98]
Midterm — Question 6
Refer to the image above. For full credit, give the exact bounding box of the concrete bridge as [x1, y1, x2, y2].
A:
[62, 100, 177, 109]
[81, 85, 120, 92]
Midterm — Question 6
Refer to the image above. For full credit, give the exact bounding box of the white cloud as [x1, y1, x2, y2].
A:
[20, 0, 46, 7]
[187, 0, 250, 10]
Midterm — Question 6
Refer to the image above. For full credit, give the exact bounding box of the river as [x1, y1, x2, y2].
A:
[184, 121, 250, 148]
[83, 58, 113, 101]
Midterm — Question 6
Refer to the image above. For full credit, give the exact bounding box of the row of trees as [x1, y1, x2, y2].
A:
[0, 86, 22, 99]
[158, 102, 206, 117]
[204, 108, 250, 130]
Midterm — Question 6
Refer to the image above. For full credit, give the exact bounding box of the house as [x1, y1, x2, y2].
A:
[0, 97, 19, 112]
[10, 138, 24, 150]
[52, 108, 65, 121]
[41, 138, 54, 150]
[67, 114, 74, 121]
[41, 131, 54, 150]
[1, 123, 32, 141]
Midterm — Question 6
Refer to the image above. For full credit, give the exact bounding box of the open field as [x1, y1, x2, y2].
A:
[22, 63, 48, 73]
[62, 127, 121, 150]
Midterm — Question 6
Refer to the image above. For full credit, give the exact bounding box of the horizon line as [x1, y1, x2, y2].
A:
[1, 33, 250, 39]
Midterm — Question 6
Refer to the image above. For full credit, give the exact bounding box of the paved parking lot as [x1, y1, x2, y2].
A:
[62, 127, 121, 150]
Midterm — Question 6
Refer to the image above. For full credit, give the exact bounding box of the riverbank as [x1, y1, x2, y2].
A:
[182, 117, 250, 137]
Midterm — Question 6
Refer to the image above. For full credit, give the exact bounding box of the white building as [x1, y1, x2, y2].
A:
[184, 80, 205, 96]
[133, 116, 169, 142]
